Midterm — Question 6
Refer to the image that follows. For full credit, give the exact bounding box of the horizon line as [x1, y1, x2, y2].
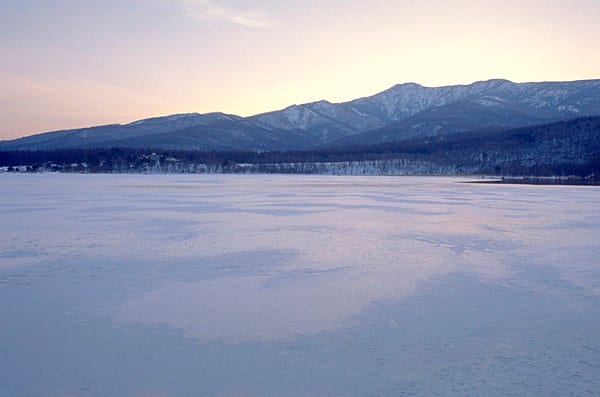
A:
[3, 76, 600, 141]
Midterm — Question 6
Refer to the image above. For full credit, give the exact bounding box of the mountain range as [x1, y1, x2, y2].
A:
[1, 78, 600, 151]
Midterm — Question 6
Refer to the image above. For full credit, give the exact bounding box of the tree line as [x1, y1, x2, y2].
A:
[1, 116, 599, 177]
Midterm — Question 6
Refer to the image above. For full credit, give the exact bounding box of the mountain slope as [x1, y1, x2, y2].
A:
[332, 79, 600, 146]
[3, 116, 598, 178]
[96, 118, 314, 151]
[331, 95, 559, 146]
[247, 100, 385, 143]
[1, 78, 599, 151]
[0, 113, 241, 150]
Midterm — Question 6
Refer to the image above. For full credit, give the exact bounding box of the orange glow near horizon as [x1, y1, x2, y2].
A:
[1, 0, 600, 139]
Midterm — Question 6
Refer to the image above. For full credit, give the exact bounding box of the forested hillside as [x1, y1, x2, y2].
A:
[2, 117, 599, 178]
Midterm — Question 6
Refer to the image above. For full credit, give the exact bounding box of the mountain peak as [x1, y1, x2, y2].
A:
[471, 78, 515, 90]
[473, 78, 513, 84]
[311, 99, 332, 105]
[389, 82, 424, 90]
[126, 113, 202, 126]
[2, 78, 599, 152]
[394, 81, 423, 87]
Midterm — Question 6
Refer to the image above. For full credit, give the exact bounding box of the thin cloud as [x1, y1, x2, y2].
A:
[0, 69, 50, 92]
[0, 69, 26, 82]
[181, 0, 273, 28]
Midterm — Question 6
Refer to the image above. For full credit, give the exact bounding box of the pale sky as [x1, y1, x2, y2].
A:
[1, 0, 600, 139]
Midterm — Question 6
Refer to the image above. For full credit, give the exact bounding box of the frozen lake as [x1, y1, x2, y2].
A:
[1, 174, 600, 396]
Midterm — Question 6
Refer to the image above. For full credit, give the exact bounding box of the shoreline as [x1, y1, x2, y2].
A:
[466, 176, 600, 186]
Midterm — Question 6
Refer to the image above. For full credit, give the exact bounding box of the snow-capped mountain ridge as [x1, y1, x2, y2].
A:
[1, 78, 599, 151]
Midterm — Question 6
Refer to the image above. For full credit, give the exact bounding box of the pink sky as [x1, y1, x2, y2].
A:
[1, 0, 599, 139]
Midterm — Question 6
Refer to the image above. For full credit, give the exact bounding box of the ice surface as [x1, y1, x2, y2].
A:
[1, 174, 600, 396]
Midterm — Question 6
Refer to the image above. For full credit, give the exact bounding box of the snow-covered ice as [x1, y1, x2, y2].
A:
[1, 174, 599, 396]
